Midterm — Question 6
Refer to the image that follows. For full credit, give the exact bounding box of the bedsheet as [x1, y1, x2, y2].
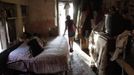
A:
[7, 36, 69, 74]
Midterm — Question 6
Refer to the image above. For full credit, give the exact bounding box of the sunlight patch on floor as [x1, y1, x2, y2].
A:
[62, 34, 94, 67]
[73, 42, 94, 67]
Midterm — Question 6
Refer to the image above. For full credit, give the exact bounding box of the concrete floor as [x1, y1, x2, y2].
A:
[67, 42, 96, 75]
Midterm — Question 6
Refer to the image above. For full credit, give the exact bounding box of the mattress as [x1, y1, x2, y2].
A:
[7, 36, 69, 74]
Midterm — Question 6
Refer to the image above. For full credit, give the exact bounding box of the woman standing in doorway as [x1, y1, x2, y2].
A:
[63, 15, 77, 52]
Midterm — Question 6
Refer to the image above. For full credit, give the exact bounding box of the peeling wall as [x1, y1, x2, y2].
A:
[27, 0, 56, 37]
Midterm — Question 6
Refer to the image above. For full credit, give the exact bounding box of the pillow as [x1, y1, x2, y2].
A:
[27, 38, 43, 57]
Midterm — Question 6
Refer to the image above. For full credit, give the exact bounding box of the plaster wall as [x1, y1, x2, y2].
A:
[27, 0, 56, 36]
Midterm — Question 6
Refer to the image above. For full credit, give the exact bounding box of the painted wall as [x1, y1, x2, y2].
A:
[27, 0, 56, 37]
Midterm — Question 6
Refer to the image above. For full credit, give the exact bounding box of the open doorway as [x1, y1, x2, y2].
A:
[58, 2, 74, 36]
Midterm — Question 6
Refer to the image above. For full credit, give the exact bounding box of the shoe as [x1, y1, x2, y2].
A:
[70, 48, 73, 52]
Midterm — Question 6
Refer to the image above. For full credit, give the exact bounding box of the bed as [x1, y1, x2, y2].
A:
[7, 36, 69, 74]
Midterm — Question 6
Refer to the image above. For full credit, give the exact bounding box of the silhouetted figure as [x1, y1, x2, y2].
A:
[63, 15, 77, 52]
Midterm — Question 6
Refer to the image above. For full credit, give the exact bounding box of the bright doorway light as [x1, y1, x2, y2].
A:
[58, 2, 74, 35]
[69, 3, 74, 19]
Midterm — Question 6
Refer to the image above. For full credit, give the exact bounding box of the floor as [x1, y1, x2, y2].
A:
[68, 42, 96, 75]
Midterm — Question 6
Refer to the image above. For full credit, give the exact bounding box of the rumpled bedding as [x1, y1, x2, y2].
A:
[7, 36, 69, 74]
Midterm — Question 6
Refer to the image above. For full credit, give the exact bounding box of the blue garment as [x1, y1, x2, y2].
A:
[68, 31, 75, 37]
